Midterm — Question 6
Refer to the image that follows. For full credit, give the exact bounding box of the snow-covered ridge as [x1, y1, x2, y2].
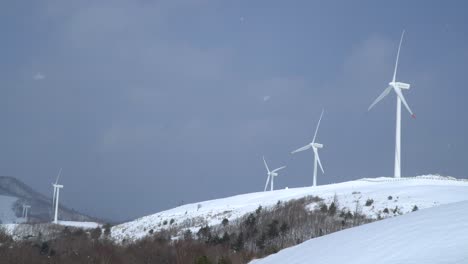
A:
[359, 174, 468, 182]
[250, 200, 468, 264]
[111, 175, 468, 242]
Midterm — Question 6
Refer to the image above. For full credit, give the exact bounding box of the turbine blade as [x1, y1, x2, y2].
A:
[264, 174, 270, 192]
[263, 156, 270, 173]
[394, 87, 415, 117]
[291, 144, 311, 154]
[271, 166, 286, 173]
[368, 86, 392, 111]
[313, 147, 325, 174]
[392, 30, 405, 82]
[55, 168, 62, 184]
[312, 109, 324, 143]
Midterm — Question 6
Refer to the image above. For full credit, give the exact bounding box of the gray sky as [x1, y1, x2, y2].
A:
[1, 1, 467, 222]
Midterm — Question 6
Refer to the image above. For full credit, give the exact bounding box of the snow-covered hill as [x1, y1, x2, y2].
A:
[111, 175, 468, 242]
[250, 200, 468, 264]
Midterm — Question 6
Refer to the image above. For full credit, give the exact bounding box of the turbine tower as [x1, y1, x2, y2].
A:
[22, 204, 31, 222]
[368, 30, 415, 178]
[291, 109, 325, 187]
[262, 156, 286, 191]
[52, 168, 64, 224]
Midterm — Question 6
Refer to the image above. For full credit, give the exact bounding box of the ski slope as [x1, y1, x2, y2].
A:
[250, 200, 468, 264]
[111, 175, 468, 242]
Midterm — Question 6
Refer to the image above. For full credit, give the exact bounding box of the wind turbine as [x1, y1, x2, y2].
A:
[262, 156, 286, 191]
[52, 168, 64, 224]
[368, 30, 415, 178]
[22, 204, 31, 222]
[291, 109, 325, 187]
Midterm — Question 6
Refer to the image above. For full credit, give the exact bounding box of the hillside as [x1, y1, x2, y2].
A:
[0, 176, 97, 223]
[111, 175, 468, 242]
[250, 200, 468, 263]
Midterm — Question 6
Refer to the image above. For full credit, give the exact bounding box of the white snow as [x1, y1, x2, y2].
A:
[1, 221, 101, 241]
[111, 175, 468, 242]
[56, 221, 101, 229]
[250, 200, 468, 264]
[0, 195, 21, 224]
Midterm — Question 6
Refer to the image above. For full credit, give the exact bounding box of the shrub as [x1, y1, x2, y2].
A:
[383, 208, 389, 214]
[170, 218, 175, 225]
[256, 205, 262, 215]
[195, 255, 212, 264]
[256, 232, 266, 250]
[267, 220, 279, 238]
[90, 227, 102, 240]
[412, 205, 419, 212]
[279, 222, 288, 235]
[220, 231, 230, 244]
[232, 232, 244, 251]
[365, 199, 374, 206]
[328, 202, 337, 216]
[320, 203, 328, 213]
[103, 223, 112, 236]
[244, 214, 256, 229]
[388, 196, 393, 200]
[217, 256, 232, 264]
[183, 229, 193, 240]
[163, 220, 168, 225]
[221, 218, 229, 227]
[197, 226, 212, 241]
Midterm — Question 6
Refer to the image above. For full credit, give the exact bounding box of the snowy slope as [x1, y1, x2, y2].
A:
[0, 195, 21, 224]
[111, 175, 468, 242]
[250, 200, 468, 264]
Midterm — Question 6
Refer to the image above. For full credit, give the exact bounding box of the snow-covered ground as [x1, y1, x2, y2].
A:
[0, 195, 20, 224]
[250, 200, 468, 264]
[56, 221, 101, 229]
[1, 221, 102, 240]
[111, 175, 468, 242]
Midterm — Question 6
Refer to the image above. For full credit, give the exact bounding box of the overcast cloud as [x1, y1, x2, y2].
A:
[1, 1, 467, 221]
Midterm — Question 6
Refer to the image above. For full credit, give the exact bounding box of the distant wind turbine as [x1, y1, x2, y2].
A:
[22, 204, 31, 222]
[291, 109, 325, 187]
[368, 30, 415, 178]
[52, 168, 64, 224]
[263, 156, 286, 191]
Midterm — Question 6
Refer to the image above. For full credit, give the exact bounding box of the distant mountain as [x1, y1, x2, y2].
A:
[0, 176, 97, 224]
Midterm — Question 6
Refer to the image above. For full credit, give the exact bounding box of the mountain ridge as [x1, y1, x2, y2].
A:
[0, 176, 99, 223]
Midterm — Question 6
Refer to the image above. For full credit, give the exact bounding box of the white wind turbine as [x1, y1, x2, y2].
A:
[22, 204, 31, 222]
[262, 156, 286, 191]
[52, 168, 64, 224]
[291, 109, 325, 187]
[368, 30, 415, 178]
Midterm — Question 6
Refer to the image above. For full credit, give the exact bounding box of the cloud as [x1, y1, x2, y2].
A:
[33, 72, 45, 80]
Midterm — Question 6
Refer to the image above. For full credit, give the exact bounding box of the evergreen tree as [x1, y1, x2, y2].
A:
[329, 202, 337, 216]
[267, 220, 279, 238]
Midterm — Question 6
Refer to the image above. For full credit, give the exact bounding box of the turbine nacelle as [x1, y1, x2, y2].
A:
[53, 184, 64, 188]
[312, 143, 323, 149]
[389, 81, 410, 90]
